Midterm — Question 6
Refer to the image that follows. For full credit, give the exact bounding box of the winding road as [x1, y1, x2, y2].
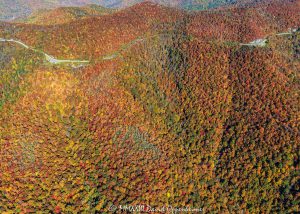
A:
[0, 38, 89, 65]
[1, 27, 298, 65]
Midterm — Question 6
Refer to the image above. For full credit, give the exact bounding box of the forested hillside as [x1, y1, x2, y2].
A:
[0, 0, 299, 213]
[1, 1, 299, 58]
[15, 5, 115, 25]
[1, 0, 290, 21]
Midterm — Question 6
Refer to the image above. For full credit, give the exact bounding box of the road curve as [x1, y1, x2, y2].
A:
[0, 38, 89, 65]
[1, 27, 299, 64]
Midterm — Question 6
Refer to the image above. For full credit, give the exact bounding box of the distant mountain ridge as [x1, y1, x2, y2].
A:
[0, 0, 283, 21]
[1, 0, 298, 59]
[0, 0, 111, 21]
[17, 4, 115, 25]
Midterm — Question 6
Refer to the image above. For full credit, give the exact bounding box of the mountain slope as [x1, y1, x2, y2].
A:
[1, 1, 298, 58]
[0, 0, 111, 20]
[188, 0, 300, 42]
[0, 0, 299, 213]
[1, 22, 299, 214]
[0, 2, 185, 59]
[0, 0, 284, 21]
[17, 4, 115, 25]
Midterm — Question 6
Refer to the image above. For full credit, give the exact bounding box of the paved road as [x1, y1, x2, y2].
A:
[0, 38, 89, 65]
[1, 27, 298, 64]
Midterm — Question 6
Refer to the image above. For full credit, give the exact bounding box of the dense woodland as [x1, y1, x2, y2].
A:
[0, 0, 299, 213]
[16, 4, 115, 25]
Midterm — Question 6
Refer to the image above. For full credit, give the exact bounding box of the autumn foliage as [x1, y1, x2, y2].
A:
[0, 1, 299, 213]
